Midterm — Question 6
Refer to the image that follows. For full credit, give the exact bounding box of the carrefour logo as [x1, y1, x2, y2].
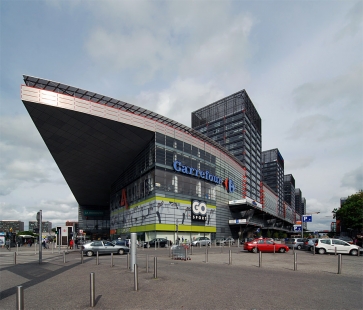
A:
[222, 178, 235, 193]
[192, 200, 207, 221]
[173, 160, 235, 193]
[173, 160, 222, 185]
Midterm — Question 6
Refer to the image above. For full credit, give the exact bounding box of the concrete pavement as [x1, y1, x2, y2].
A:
[1, 245, 362, 309]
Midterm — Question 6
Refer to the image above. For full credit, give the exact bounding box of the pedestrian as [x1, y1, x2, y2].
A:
[69, 239, 74, 250]
[42, 238, 47, 249]
[6, 239, 10, 250]
[75, 238, 79, 249]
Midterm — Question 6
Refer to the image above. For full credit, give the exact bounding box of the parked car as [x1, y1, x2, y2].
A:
[303, 238, 318, 251]
[285, 238, 305, 250]
[81, 240, 129, 257]
[112, 239, 127, 247]
[143, 238, 171, 248]
[191, 237, 211, 246]
[241, 237, 254, 244]
[336, 236, 354, 244]
[314, 238, 359, 255]
[244, 238, 289, 253]
[216, 237, 235, 245]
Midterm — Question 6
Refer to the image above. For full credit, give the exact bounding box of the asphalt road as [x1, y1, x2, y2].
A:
[0, 246, 362, 309]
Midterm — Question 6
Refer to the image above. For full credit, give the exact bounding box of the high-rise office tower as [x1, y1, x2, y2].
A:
[261, 149, 284, 217]
[191, 90, 262, 202]
[284, 174, 295, 211]
[295, 188, 302, 217]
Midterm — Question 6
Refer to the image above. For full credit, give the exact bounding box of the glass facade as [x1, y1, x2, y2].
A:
[262, 149, 285, 217]
[109, 132, 245, 242]
[191, 90, 261, 202]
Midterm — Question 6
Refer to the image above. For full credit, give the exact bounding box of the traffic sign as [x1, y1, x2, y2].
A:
[294, 225, 302, 231]
[302, 215, 312, 222]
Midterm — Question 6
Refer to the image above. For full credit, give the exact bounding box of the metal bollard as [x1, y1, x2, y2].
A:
[185, 247, 188, 261]
[63, 251, 66, 263]
[191, 245, 193, 255]
[294, 252, 297, 271]
[35, 243, 37, 255]
[205, 248, 208, 263]
[17, 244, 19, 254]
[16, 285, 24, 310]
[52, 242, 54, 254]
[90, 272, 95, 307]
[81, 251, 84, 264]
[14, 252, 17, 265]
[338, 254, 342, 274]
[111, 253, 114, 267]
[154, 257, 157, 279]
[169, 244, 171, 257]
[146, 254, 149, 273]
[127, 253, 129, 269]
[229, 250, 232, 265]
[96, 251, 99, 265]
[313, 245, 315, 255]
[134, 264, 138, 291]
[274, 245, 276, 254]
[259, 251, 262, 267]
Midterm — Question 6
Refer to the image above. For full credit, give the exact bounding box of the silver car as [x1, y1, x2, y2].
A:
[191, 237, 211, 246]
[82, 240, 129, 257]
[285, 238, 305, 250]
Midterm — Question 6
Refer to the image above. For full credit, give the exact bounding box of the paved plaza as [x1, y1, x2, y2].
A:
[1, 245, 362, 309]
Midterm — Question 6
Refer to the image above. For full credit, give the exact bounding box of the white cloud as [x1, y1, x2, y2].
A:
[84, 1, 254, 85]
[0, 115, 60, 195]
[135, 78, 225, 125]
[341, 164, 363, 191]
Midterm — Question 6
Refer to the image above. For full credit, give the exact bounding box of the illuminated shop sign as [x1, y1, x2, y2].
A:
[173, 160, 235, 193]
[173, 160, 222, 184]
[192, 200, 207, 221]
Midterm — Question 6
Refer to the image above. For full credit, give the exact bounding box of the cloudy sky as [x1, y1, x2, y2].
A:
[1, 0, 362, 232]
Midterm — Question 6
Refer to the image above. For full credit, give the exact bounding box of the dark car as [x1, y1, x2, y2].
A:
[144, 238, 171, 248]
[244, 238, 289, 253]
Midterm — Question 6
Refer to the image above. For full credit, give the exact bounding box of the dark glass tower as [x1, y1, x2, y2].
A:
[284, 174, 295, 211]
[295, 188, 302, 217]
[191, 90, 262, 202]
[261, 149, 284, 217]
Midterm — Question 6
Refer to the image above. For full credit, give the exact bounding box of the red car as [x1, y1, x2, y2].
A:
[244, 238, 289, 253]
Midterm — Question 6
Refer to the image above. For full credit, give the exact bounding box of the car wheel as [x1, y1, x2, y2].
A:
[252, 247, 258, 253]
[118, 249, 124, 255]
[297, 245, 302, 250]
[208, 242, 211, 246]
[147, 244, 150, 248]
[309, 246, 314, 252]
[350, 249, 358, 256]
[86, 251, 93, 257]
[279, 248, 286, 253]
[318, 248, 326, 255]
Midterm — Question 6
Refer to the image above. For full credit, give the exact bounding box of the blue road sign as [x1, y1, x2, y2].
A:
[294, 225, 302, 231]
[302, 215, 312, 222]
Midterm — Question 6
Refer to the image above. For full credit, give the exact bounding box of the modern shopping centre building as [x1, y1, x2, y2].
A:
[21, 75, 303, 243]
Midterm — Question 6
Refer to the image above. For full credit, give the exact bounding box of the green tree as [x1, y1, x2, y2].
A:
[266, 230, 271, 238]
[332, 190, 363, 232]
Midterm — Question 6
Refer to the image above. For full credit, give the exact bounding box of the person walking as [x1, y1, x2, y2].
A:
[69, 239, 74, 250]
